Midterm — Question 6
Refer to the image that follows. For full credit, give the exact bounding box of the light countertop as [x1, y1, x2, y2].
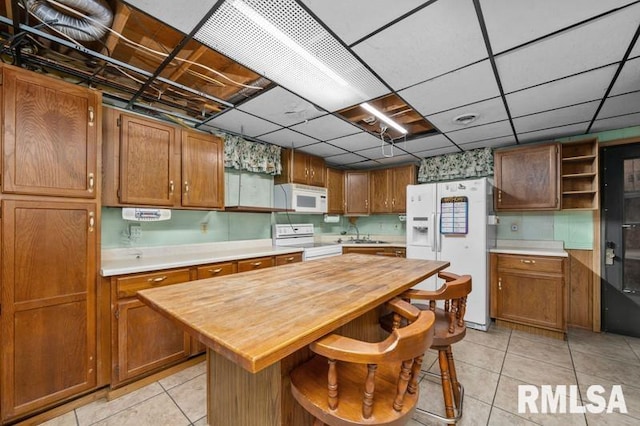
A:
[101, 239, 303, 277]
[489, 240, 568, 257]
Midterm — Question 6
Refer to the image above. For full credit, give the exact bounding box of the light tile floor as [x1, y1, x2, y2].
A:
[40, 324, 640, 426]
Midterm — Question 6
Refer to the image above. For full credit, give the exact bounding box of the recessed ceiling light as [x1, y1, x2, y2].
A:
[452, 113, 479, 125]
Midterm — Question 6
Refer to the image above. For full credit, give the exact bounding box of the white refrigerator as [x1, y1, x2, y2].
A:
[406, 177, 496, 331]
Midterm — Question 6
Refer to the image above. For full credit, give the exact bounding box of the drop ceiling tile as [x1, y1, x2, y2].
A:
[415, 146, 462, 159]
[458, 136, 516, 150]
[325, 152, 369, 166]
[238, 87, 325, 126]
[255, 128, 318, 148]
[299, 143, 349, 158]
[124, 0, 218, 34]
[329, 132, 382, 152]
[445, 120, 514, 145]
[289, 115, 361, 140]
[631, 35, 640, 58]
[206, 109, 281, 137]
[347, 160, 383, 169]
[399, 60, 500, 116]
[426, 97, 508, 133]
[394, 134, 454, 154]
[355, 146, 399, 160]
[481, 0, 638, 54]
[518, 123, 589, 143]
[597, 91, 640, 119]
[610, 57, 640, 96]
[590, 112, 640, 133]
[353, 0, 487, 89]
[495, 4, 640, 93]
[506, 65, 616, 117]
[300, 0, 425, 45]
[374, 155, 418, 166]
[513, 101, 600, 133]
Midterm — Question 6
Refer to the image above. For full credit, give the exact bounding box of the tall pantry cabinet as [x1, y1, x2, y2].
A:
[0, 64, 102, 423]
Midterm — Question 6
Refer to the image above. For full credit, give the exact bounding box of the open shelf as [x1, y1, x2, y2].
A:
[560, 138, 598, 210]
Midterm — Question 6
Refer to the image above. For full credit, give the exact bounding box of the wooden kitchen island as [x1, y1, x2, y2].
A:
[137, 253, 449, 426]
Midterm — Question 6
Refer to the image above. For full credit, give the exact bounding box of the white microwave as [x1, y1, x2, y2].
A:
[274, 183, 328, 214]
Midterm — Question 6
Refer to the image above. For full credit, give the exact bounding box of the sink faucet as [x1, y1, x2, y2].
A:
[348, 223, 360, 240]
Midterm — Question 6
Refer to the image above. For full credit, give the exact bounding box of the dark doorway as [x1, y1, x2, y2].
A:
[601, 142, 640, 337]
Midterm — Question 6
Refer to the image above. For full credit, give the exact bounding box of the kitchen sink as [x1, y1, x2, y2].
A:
[349, 239, 390, 244]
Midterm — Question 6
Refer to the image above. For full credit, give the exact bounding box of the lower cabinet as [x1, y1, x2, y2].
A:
[490, 253, 567, 336]
[342, 246, 406, 257]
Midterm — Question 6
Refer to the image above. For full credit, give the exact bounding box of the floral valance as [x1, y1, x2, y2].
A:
[224, 134, 282, 175]
[418, 147, 493, 183]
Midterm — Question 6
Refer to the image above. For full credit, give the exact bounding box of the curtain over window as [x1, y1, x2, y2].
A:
[224, 134, 282, 175]
[418, 147, 493, 183]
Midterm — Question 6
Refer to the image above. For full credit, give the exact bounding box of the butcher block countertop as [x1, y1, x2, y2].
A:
[138, 253, 449, 373]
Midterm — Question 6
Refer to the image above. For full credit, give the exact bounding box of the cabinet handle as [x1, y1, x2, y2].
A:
[498, 278, 502, 291]
[251, 261, 262, 267]
[305, 168, 309, 177]
[169, 180, 175, 194]
[88, 211, 95, 232]
[498, 190, 502, 204]
[208, 268, 223, 274]
[88, 173, 94, 193]
[88, 106, 94, 127]
[284, 256, 294, 262]
[520, 259, 536, 264]
[184, 181, 189, 194]
[147, 276, 168, 283]
[365, 199, 368, 208]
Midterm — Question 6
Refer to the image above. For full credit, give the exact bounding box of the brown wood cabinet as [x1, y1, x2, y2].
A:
[276, 149, 326, 187]
[1, 199, 98, 421]
[342, 246, 406, 257]
[326, 167, 344, 214]
[196, 261, 238, 279]
[370, 165, 416, 214]
[494, 143, 560, 211]
[237, 256, 275, 272]
[490, 253, 567, 336]
[344, 171, 369, 215]
[102, 107, 225, 209]
[561, 138, 598, 210]
[275, 252, 303, 265]
[2, 64, 100, 198]
[111, 268, 193, 387]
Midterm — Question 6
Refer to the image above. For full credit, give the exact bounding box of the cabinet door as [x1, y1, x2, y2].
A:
[181, 131, 224, 208]
[196, 261, 237, 279]
[237, 256, 274, 272]
[391, 165, 415, 213]
[307, 155, 326, 187]
[345, 171, 369, 215]
[2, 66, 99, 198]
[370, 169, 391, 213]
[291, 152, 309, 184]
[275, 252, 303, 265]
[326, 167, 344, 214]
[496, 271, 564, 330]
[119, 114, 177, 206]
[1, 200, 97, 420]
[494, 143, 560, 211]
[114, 299, 191, 385]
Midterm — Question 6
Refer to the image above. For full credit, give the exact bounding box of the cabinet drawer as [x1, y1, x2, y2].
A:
[196, 262, 237, 279]
[275, 252, 303, 265]
[237, 256, 274, 272]
[116, 268, 191, 298]
[498, 254, 564, 274]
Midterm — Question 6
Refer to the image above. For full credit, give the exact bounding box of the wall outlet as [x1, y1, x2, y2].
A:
[129, 223, 142, 240]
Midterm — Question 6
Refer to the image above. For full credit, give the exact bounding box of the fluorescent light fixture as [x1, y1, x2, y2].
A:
[361, 102, 408, 134]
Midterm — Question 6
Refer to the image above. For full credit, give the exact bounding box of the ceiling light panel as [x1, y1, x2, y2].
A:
[195, 0, 388, 111]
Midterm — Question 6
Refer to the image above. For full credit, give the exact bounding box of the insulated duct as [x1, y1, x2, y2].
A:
[25, 0, 113, 41]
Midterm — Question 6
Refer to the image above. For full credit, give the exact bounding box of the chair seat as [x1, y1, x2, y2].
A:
[290, 355, 418, 426]
[413, 304, 466, 348]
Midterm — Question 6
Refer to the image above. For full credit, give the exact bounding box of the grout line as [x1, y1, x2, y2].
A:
[485, 326, 512, 424]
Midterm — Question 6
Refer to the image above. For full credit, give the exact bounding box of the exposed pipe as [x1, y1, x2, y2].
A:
[25, 0, 113, 41]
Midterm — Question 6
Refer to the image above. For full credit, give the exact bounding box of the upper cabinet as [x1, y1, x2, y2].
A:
[560, 138, 598, 210]
[370, 164, 416, 214]
[276, 149, 326, 187]
[2, 64, 100, 198]
[326, 167, 344, 214]
[102, 107, 224, 209]
[494, 143, 561, 211]
[344, 171, 369, 215]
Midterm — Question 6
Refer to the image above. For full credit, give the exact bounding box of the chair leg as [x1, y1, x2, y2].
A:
[438, 349, 455, 422]
[447, 346, 461, 409]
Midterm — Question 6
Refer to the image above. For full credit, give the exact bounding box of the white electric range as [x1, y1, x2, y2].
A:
[272, 223, 342, 261]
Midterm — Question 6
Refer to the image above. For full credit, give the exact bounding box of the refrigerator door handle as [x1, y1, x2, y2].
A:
[432, 212, 437, 252]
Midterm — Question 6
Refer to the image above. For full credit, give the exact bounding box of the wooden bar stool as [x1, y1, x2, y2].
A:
[381, 271, 471, 424]
[290, 298, 436, 426]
